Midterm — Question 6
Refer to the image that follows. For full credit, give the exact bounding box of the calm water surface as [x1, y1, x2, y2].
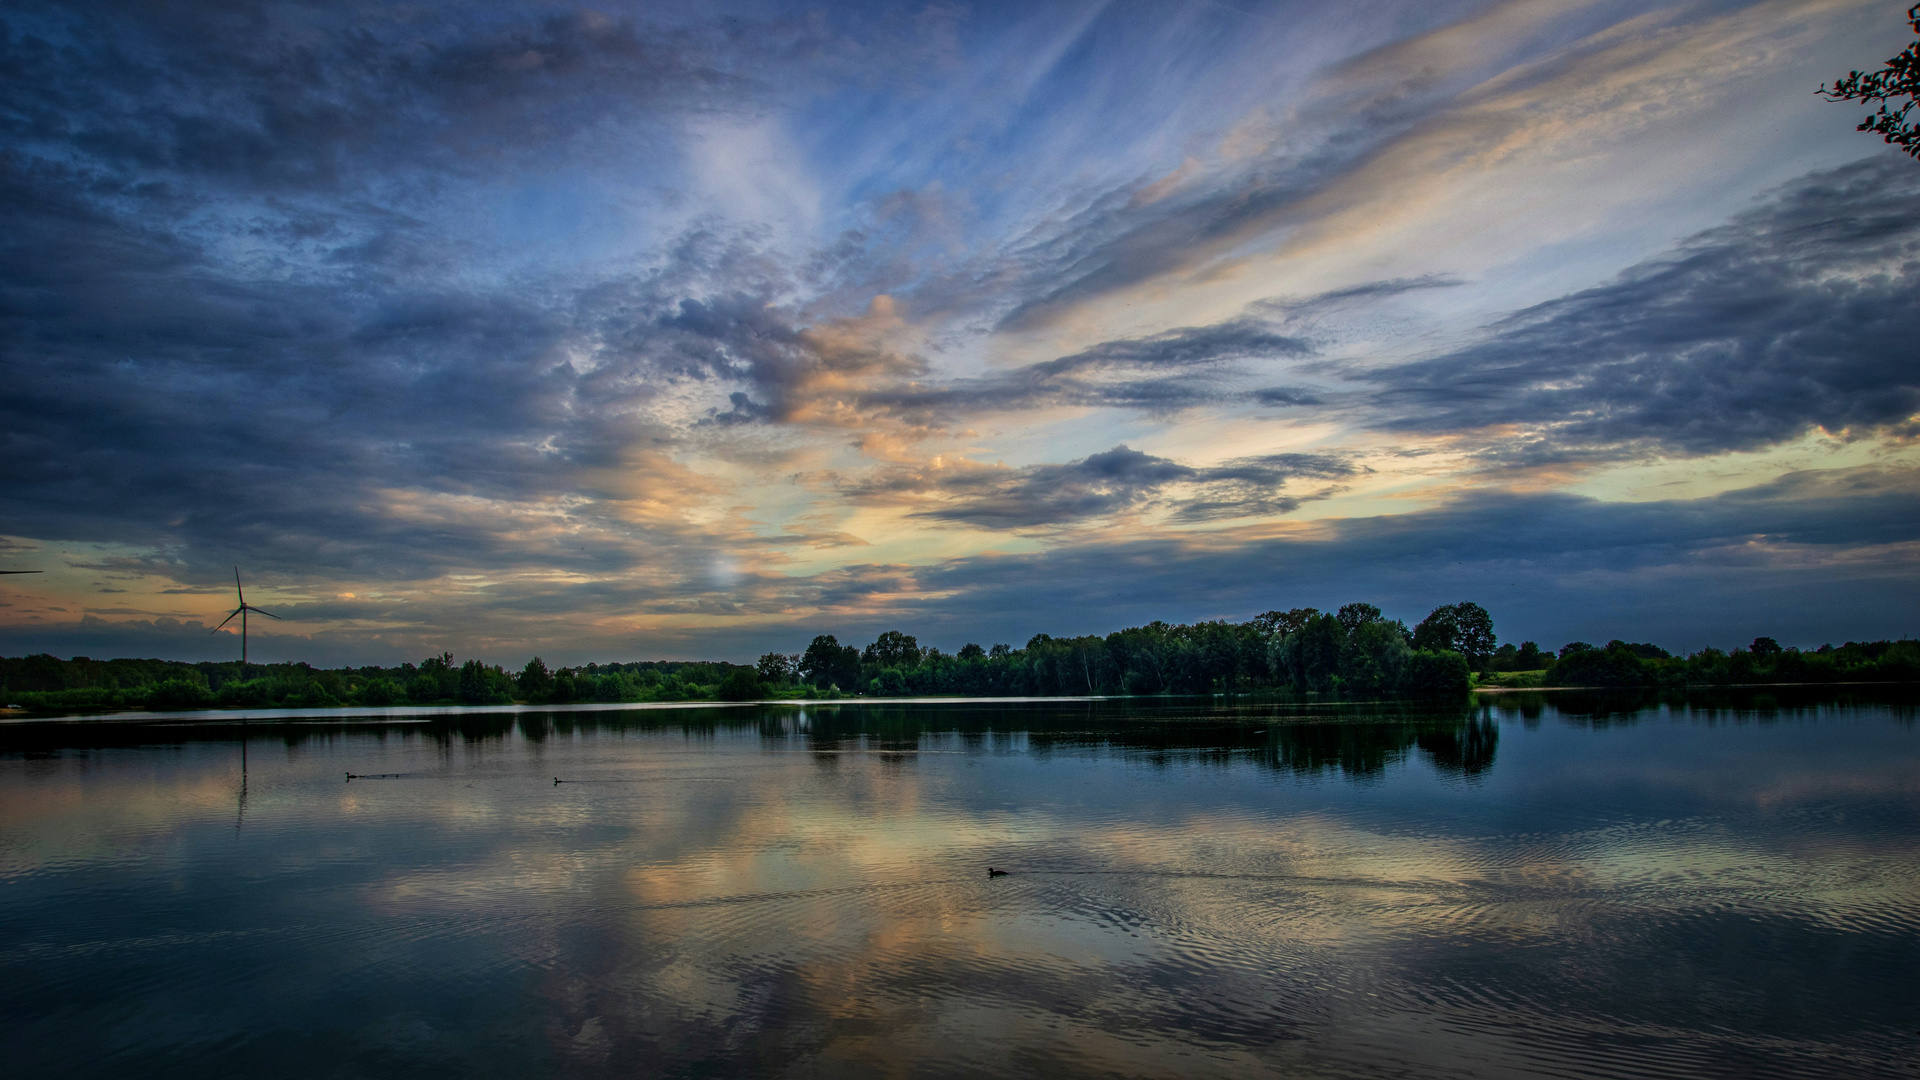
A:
[2, 693, 1916, 1078]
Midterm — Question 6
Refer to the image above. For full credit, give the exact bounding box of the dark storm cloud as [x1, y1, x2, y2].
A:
[0, 1, 861, 591]
[846, 445, 1353, 527]
[1363, 156, 1920, 460]
[0, 1, 787, 196]
[0, 140, 773, 589]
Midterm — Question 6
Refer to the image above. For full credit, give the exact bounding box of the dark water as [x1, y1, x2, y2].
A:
[3, 692, 1917, 1078]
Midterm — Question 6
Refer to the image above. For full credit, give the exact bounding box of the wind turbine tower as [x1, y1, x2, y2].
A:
[212, 568, 280, 666]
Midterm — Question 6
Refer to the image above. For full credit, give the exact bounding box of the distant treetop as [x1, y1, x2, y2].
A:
[1820, 4, 1920, 159]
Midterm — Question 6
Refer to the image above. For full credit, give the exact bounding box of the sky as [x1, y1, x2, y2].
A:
[1, 0, 1917, 667]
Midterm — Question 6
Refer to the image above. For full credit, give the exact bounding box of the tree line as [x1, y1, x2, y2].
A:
[3, 599, 1915, 712]
[1530, 636, 1920, 689]
[0, 653, 752, 712]
[759, 601, 1495, 701]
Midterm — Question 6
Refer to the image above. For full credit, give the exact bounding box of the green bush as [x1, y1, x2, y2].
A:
[1399, 650, 1471, 697]
[455, 659, 513, 704]
[145, 679, 214, 710]
[285, 683, 340, 708]
[9, 687, 122, 710]
[216, 679, 277, 707]
[715, 668, 767, 701]
[1545, 642, 1656, 687]
[357, 678, 402, 706]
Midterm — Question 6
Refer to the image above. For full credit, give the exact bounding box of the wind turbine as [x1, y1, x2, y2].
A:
[0, 570, 42, 574]
[211, 567, 280, 666]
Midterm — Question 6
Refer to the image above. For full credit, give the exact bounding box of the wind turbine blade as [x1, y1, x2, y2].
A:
[235, 566, 244, 604]
[212, 608, 242, 632]
[0, 570, 43, 574]
[250, 606, 282, 620]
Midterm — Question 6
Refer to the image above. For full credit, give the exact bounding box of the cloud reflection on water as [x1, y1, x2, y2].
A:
[1, 697, 1916, 1077]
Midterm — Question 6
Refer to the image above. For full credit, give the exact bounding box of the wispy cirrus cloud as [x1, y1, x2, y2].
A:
[860, 317, 1319, 422]
[845, 445, 1354, 528]
[661, 303, 1322, 437]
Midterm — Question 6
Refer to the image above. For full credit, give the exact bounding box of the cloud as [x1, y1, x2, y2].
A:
[4, 464, 1914, 664]
[781, 463, 1920, 655]
[0, 170, 771, 588]
[1042, 319, 1313, 371]
[1359, 155, 1920, 460]
[665, 305, 1322, 435]
[1251, 387, 1326, 407]
[835, 316, 1319, 426]
[0, 0, 1911, 666]
[0, 2, 802, 197]
[0, 0, 812, 590]
[0, 1, 963, 614]
[965, 0, 1728, 331]
[846, 445, 1354, 528]
[665, 293, 929, 427]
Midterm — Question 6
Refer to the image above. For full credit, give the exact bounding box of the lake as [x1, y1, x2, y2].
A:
[2, 691, 1916, 1078]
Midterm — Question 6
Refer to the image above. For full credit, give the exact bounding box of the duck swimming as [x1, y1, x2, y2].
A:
[987, 867, 1009, 877]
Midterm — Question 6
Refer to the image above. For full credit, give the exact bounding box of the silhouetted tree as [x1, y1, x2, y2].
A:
[862, 630, 922, 669]
[1414, 602, 1496, 669]
[1342, 618, 1412, 695]
[1545, 642, 1656, 687]
[800, 634, 862, 690]
[517, 656, 553, 700]
[1821, 4, 1920, 159]
[755, 652, 795, 684]
[360, 678, 402, 706]
[456, 658, 512, 704]
[1253, 607, 1320, 637]
[1336, 602, 1383, 632]
[409, 652, 457, 702]
[1400, 650, 1471, 696]
[717, 668, 767, 700]
[1278, 613, 1346, 693]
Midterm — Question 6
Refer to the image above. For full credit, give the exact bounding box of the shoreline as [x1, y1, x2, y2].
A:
[3, 682, 1914, 725]
[1472, 679, 1918, 693]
